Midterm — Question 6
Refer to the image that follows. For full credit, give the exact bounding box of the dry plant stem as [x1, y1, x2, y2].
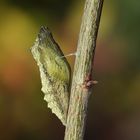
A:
[64, 0, 104, 140]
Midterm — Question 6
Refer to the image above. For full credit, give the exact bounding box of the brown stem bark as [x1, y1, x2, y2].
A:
[64, 0, 104, 140]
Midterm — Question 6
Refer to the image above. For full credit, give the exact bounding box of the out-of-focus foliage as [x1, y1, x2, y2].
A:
[0, 0, 140, 140]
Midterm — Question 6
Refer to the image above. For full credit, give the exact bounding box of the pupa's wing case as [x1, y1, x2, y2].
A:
[31, 26, 71, 125]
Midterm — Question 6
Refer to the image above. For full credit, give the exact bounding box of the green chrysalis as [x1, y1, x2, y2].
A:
[31, 26, 71, 125]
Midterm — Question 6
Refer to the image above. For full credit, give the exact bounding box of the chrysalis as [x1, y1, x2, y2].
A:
[31, 26, 71, 125]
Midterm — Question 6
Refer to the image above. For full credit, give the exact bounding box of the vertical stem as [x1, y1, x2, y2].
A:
[64, 0, 104, 140]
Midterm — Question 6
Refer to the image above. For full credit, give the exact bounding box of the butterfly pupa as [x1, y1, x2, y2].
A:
[31, 26, 71, 125]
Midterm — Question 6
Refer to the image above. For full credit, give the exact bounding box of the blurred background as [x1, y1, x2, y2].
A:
[0, 0, 140, 140]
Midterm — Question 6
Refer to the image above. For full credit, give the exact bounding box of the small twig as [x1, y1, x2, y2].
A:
[64, 0, 104, 140]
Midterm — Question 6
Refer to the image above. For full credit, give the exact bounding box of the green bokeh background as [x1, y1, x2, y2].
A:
[0, 0, 140, 140]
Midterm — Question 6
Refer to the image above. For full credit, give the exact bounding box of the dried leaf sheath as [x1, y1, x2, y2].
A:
[31, 27, 71, 125]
